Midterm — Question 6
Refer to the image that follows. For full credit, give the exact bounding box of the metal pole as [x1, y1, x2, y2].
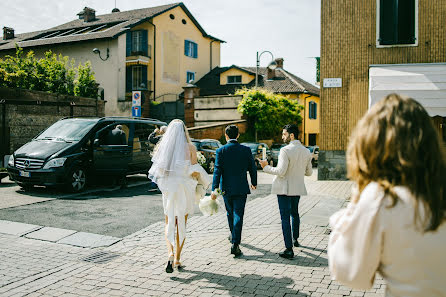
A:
[255, 51, 259, 88]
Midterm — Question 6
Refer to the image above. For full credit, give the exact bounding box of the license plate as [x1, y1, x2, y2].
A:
[19, 171, 30, 177]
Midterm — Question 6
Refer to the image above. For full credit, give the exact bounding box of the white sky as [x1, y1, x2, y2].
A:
[2, 0, 321, 84]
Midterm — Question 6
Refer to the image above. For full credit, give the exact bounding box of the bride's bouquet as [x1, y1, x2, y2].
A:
[199, 189, 225, 216]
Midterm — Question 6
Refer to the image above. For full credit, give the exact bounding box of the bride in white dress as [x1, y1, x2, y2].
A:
[148, 119, 205, 273]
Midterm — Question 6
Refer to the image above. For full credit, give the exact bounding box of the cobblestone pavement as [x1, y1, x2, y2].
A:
[0, 176, 386, 297]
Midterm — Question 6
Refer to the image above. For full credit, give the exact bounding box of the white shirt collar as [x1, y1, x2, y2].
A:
[291, 140, 301, 145]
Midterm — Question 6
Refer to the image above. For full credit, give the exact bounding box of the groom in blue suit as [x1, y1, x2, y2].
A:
[211, 125, 257, 257]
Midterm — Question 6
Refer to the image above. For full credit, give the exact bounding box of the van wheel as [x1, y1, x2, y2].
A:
[68, 167, 87, 192]
[207, 159, 215, 173]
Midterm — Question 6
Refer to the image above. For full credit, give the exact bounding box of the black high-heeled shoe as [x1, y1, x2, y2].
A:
[166, 255, 174, 273]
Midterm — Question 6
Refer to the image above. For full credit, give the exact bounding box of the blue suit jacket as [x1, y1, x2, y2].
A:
[212, 140, 257, 197]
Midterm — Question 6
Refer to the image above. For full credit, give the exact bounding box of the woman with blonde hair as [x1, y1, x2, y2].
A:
[328, 94, 446, 296]
[148, 119, 209, 273]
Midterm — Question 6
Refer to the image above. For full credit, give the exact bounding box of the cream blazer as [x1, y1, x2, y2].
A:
[328, 182, 446, 297]
[263, 140, 313, 196]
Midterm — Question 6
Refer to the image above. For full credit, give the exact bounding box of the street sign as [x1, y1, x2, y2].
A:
[132, 106, 141, 117]
[132, 91, 141, 107]
[323, 78, 342, 88]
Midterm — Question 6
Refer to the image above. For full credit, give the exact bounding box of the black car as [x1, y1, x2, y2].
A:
[271, 143, 286, 166]
[191, 138, 222, 173]
[241, 142, 273, 168]
[7, 117, 166, 192]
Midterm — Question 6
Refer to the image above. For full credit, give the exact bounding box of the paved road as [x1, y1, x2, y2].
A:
[0, 172, 272, 238]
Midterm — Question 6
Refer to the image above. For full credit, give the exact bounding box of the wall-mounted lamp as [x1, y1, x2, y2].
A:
[92, 48, 109, 61]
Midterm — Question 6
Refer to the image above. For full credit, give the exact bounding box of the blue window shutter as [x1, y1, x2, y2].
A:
[314, 103, 317, 119]
[142, 30, 148, 56]
[184, 40, 189, 56]
[193, 42, 198, 58]
[126, 32, 132, 56]
[126, 66, 132, 92]
[142, 65, 147, 88]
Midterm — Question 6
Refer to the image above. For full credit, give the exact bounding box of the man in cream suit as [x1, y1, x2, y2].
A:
[259, 124, 313, 259]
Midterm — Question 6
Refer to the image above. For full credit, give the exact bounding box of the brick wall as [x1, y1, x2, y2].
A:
[188, 120, 247, 140]
[0, 87, 105, 163]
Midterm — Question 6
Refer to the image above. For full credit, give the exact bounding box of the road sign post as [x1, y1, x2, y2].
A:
[132, 91, 142, 117]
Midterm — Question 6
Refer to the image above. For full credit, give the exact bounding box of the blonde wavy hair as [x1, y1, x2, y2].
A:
[347, 93, 446, 232]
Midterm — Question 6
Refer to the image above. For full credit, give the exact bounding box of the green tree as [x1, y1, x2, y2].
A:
[0, 46, 98, 98]
[236, 88, 303, 140]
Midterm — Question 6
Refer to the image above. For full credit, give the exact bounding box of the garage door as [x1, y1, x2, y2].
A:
[369, 63, 446, 117]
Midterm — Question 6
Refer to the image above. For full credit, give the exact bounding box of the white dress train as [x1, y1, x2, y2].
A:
[157, 163, 211, 246]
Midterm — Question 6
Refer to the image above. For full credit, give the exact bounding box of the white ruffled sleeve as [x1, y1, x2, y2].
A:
[328, 183, 385, 290]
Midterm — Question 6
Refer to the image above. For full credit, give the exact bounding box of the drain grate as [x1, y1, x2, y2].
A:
[80, 251, 120, 264]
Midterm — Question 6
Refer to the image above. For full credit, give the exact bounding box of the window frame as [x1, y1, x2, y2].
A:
[132, 30, 143, 53]
[227, 75, 242, 84]
[186, 71, 196, 83]
[376, 0, 418, 48]
[184, 39, 198, 58]
[309, 101, 317, 120]
[132, 65, 143, 90]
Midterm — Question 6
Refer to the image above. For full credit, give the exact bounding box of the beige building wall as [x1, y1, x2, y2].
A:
[219, 69, 254, 85]
[153, 6, 221, 100]
[194, 95, 242, 127]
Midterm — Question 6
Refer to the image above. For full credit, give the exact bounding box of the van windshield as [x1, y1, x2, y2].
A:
[36, 118, 99, 142]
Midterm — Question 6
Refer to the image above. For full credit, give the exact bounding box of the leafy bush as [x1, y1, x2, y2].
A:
[0, 46, 98, 98]
[236, 88, 303, 139]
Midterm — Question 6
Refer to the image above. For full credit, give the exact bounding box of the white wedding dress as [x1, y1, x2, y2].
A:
[148, 121, 210, 246]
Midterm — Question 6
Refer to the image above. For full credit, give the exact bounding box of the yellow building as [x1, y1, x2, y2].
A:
[0, 3, 224, 116]
[193, 60, 321, 146]
[320, 0, 446, 180]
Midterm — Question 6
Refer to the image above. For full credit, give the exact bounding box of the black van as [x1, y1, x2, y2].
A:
[6, 117, 166, 192]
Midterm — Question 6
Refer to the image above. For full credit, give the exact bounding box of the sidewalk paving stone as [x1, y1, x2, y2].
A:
[24, 227, 77, 242]
[57, 232, 121, 248]
[0, 219, 42, 236]
[0, 177, 386, 296]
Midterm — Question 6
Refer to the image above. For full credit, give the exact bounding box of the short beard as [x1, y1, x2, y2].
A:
[283, 136, 291, 144]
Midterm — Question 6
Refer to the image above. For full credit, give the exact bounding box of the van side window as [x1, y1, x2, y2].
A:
[98, 124, 129, 146]
[134, 123, 155, 151]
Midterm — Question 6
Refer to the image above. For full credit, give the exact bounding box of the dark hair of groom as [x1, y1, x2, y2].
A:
[283, 124, 300, 139]
[225, 125, 239, 139]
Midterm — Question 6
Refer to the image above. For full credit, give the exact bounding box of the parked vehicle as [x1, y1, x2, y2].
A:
[270, 143, 286, 166]
[191, 138, 222, 173]
[306, 145, 319, 167]
[6, 117, 166, 192]
[241, 142, 273, 169]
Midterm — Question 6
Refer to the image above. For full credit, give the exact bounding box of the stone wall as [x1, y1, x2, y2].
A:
[317, 150, 348, 180]
[188, 120, 247, 140]
[0, 87, 105, 164]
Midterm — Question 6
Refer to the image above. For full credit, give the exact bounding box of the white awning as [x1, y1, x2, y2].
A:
[369, 64, 446, 117]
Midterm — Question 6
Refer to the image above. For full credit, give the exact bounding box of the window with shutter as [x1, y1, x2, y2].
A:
[378, 0, 417, 46]
[309, 101, 317, 119]
[184, 40, 198, 58]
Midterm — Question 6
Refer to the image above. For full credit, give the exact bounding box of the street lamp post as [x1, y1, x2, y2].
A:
[256, 51, 277, 88]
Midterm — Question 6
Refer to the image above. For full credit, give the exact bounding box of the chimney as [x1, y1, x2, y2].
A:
[267, 68, 275, 80]
[77, 7, 96, 22]
[275, 58, 284, 69]
[3, 27, 14, 40]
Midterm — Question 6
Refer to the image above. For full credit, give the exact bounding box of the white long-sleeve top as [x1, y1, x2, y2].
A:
[328, 182, 446, 297]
